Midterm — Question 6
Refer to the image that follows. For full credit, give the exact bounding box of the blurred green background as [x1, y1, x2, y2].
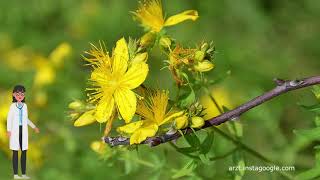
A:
[0, 0, 319, 179]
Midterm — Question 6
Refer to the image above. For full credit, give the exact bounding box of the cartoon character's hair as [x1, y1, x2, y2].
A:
[12, 85, 26, 102]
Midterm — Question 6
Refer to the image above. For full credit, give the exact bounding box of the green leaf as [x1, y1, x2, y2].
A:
[312, 85, 320, 100]
[180, 89, 196, 107]
[296, 166, 320, 180]
[200, 131, 214, 154]
[180, 72, 190, 83]
[226, 121, 243, 138]
[184, 133, 201, 148]
[128, 37, 138, 59]
[176, 146, 199, 154]
[300, 103, 320, 113]
[172, 160, 198, 179]
[222, 106, 231, 113]
[224, 106, 243, 138]
[208, 70, 231, 85]
[315, 116, 320, 127]
[315, 145, 320, 167]
[232, 151, 245, 180]
[293, 127, 320, 141]
[199, 154, 211, 165]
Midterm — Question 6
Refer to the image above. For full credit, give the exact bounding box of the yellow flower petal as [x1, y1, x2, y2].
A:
[121, 62, 149, 89]
[117, 121, 144, 134]
[130, 122, 158, 145]
[112, 37, 129, 75]
[161, 111, 184, 125]
[114, 88, 136, 123]
[74, 110, 96, 127]
[95, 96, 114, 123]
[164, 10, 199, 27]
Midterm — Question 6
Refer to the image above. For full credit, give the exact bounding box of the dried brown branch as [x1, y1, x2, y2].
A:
[103, 75, 320, 147]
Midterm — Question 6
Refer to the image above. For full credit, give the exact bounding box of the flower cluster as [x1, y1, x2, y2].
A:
[70, 0, 216, 145]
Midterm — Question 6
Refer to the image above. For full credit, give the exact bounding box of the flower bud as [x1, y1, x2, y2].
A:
[68, 100, 84, 110]
[131, 52, 148, 64]
[190, 116, 205, 128]
[194, 60, 214, 72]
[74, 110, 96, 127]
[70, 113, 80, 119]
[140, 32, 156, 48]
[159, 36, 172, 49]
[174, 115, 189, 129]
[194, 50, 205, 62]
[200, 42, 209, 52]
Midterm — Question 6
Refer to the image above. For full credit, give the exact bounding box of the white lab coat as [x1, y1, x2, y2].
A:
[7, 103, 36, 151]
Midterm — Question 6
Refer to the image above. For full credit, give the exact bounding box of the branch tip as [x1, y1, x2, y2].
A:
[273, 78, 285, 86]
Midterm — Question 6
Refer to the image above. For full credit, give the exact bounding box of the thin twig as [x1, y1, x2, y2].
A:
[208, 93, 294, 179]
[103, 76, 320, 147]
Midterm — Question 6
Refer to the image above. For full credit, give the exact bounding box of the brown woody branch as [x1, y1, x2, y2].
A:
[103, 75, 320, 147]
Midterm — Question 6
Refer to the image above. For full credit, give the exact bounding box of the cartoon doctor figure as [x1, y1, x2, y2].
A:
[7, 85, 40, 179]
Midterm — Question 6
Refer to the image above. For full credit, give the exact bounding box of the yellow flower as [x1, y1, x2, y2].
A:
[117, 89, 184, 145]
[132, 0, 199, 32]
[85, 38, 149, 127]
[49, 42, 72, 68]
[33, 56, 56, 87]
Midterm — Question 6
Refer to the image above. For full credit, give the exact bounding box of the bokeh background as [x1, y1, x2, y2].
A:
[0, 0, 319, 179]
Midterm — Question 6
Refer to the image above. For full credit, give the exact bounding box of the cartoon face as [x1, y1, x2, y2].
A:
[13, 92, 25, 102]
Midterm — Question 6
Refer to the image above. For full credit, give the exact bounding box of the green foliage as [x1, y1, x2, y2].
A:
[295, 86, 320, 179]
[0, 0, 319, 179]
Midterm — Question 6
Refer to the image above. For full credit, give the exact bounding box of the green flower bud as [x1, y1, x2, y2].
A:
[68, 100, 84, 110]
[200, 43, 209, 52]
[191, 116, 205, 128]
[159, 36, 172, 49]
[140, 32, 156, 48]
[70, 113, 80, 119]
[194, 50, 205, 62]
[131, 52, 148, 64]
[194, 60, 214, 72]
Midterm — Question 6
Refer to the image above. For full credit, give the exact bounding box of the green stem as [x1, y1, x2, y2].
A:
[124, 155, 155, 168]
[169, 142, 237, 162]
[209, 148, 238, 161]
